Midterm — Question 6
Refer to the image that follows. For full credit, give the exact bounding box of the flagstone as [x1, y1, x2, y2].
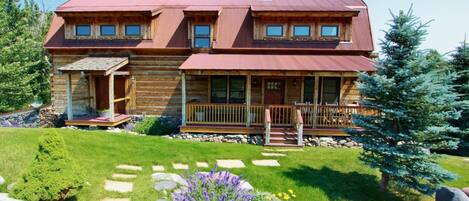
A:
[116, 164, 142, 171]
[172, 163, 189, 170]
[104, 180, 133, 193]
[252, 160, 280, 167]
[152, 165, 165, 172]
[112, 173, 137, 179]
[261, 152, 286, 157]
[196, 162, 209, 168]
[216, 160, 245, 168]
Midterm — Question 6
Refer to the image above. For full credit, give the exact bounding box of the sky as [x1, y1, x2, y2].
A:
[35, 0, 469, 55]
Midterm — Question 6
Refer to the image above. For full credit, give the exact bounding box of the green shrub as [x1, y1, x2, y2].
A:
[134, 116, 178, 135]
[11, 131, 85, 201]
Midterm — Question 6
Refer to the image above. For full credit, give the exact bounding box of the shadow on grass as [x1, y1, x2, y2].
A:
[283, 165, 421, 201]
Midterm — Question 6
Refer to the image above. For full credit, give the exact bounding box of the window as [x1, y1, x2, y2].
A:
[303, 77, 314, 103]
[100, 25, 116, 36]
[76, 24, 91, 36]
[320, 77, 341, 105]
[229, 77, 246, 103]
[266, 25, 283, 37]
[210, 76, 246, 103]
[194, 25, 211, 48]
[211, 76, 227, 103]
[321, 25, 339, 37]
[125, 25, 141, 36]
[293, 25, 310, 37]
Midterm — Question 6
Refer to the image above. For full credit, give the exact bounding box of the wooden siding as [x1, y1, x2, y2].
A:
[51, 55, 188, 117]
[341, 77, 361, 104]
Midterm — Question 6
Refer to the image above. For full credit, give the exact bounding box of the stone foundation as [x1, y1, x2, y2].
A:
[0, 106, 63, 128]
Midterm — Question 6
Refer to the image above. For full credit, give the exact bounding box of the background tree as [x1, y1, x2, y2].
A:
[0, 0, 51, 113]
[449, 41, 469, 155]
[347, 8, 462, 195]
[11, 131, 85, 201]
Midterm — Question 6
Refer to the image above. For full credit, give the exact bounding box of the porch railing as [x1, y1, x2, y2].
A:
[185, 103, 371, 128]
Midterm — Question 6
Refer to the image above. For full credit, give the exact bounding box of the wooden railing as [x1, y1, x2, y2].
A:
[186, 103, 246, 125]
[186, 103, 372, 129]
[292, 108, 304, 145]
[264, 108, 272, 145]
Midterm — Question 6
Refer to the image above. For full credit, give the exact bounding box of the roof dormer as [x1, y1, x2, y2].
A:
[184, 6, 221, 50]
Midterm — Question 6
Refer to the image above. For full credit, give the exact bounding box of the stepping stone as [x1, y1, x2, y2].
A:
[154, 181, 178, 191]
[196, 162, 209, 168]
[172, 163, 189, 170]
[104, 180, 133, 193]
[216, 160, 245, 169]
[151, 173, 187, 186]
[152, 165, 165, 172]
[464, 158, 469, 162]
[102, 198, 130, 201]
[0, 193, 21, 201]
[116, 164, 142, 171]
[261, 152, 286, 157]
[112, 173, 137, 179]
[252, 160, 280, 167]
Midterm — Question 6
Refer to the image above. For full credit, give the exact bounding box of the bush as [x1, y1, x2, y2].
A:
[11, 131, 85, 201]
[173, 166, 255, 201]
[133, 116, 178, 135]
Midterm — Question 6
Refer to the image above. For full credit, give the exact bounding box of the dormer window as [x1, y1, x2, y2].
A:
[266, 25, 283, 37]
[76, 24, 91, 36]
[194, 25, 211, 48]
[125, 25, 141, 36]
[321, 25, 339, 37]
[100, 25, 116, 36]
[293, 25, 310, 37]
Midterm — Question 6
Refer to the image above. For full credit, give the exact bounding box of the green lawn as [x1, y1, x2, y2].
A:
[0, 128, 467, 201]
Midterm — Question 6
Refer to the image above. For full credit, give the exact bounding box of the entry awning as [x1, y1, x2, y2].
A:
[58, 57, 129, 76]
[179, 54, 376, 72]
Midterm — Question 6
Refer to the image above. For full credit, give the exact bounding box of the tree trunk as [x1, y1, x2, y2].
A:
[380, 172, 390, 192]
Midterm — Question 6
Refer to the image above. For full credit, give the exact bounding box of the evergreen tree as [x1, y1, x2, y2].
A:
[449, 41, 469, 155]
[347, 8, 462, 195]
[0, 0, 51, 112]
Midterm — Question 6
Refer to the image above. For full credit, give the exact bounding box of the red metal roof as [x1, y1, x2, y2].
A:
[179, 54, 376, 72]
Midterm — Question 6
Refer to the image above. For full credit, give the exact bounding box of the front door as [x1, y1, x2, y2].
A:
[264, 79, 285, 105]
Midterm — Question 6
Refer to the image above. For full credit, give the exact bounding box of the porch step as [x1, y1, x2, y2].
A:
[265, 130, 300, 146]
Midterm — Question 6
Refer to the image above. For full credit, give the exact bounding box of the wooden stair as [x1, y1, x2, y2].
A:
[265, 128, 303, 147]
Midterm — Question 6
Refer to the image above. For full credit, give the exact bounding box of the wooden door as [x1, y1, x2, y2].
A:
[264, 79, 285, 105]
[95, 76, 127, 115]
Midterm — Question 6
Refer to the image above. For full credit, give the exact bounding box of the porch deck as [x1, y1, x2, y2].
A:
[65, 114, 131, 127]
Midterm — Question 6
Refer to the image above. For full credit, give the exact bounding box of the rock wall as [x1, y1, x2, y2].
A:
[0, 106, 63, 128]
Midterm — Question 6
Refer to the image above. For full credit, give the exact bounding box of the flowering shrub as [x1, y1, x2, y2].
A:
[275, 189, 297, 200]
[173, 166, 255, 201]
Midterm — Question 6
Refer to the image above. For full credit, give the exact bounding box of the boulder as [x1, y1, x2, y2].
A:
[463, 188, 469, 197]
[0, 175, 4, 185]
[154, 181, 178, 191]
[436, 187, 469, 201]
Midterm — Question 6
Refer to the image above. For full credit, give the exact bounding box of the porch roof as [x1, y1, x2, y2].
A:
[58, 57, 129, 76]
[179, 54, 376, 72]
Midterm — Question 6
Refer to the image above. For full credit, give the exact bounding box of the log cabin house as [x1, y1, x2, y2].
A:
[44, 0, 375, 147]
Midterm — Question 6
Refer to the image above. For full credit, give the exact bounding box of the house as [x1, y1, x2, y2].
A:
[44, 0, 375, 147]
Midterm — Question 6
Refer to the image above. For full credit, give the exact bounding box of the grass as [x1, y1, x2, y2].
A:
[0, 128, 468, 201]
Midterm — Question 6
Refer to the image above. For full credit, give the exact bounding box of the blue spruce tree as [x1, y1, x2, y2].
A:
[347, 8, 463, 195]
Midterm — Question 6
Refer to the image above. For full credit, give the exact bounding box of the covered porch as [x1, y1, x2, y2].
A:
[179, 54, 376, 146]
[58, 57, 135, 127]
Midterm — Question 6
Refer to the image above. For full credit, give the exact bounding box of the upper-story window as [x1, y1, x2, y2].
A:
[76, 24, 91, 36]
[100, 25, 116, 36]
[321, 25, 339, 37]
[266, 25, 283, 37]
[293, 25, 310, 37]
[194, 25, 211, 48]
[125, 24, 141, 36]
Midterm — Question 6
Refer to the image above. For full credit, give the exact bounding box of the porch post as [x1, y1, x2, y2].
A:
[66, 73, 73, 120]
[108, 72, 115, 122]
[313, 75, 320, 128]
[246, 74, 252, 127]
[181, 72, 187, 126]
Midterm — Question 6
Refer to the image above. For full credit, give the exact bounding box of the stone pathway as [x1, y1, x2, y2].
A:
[196, 162, 209, 168]
[252, 160, 280, 167]
[152, 165, 165, 172]
[104, 180, 133, 193]
[261, 152, 286, 157]
[172, 163, 189, 170]
[116, 164, 143, 171]
[216, 160, 245, 168]
[112, 173, 137, 179]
